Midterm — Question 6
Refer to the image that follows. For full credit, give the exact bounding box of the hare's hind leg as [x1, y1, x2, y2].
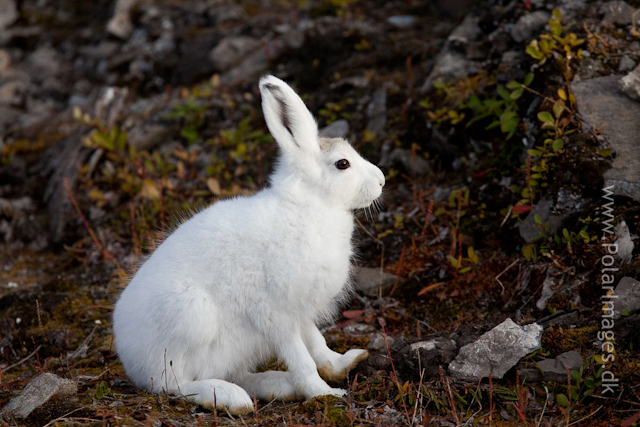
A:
[237, 371, 302, 402]
[276, 330, 347, 399]
[302, 324, 368, 382]
[180, 379, 253, 415]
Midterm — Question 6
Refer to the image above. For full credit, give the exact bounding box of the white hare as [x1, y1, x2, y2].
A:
[113, 75, 385, 414]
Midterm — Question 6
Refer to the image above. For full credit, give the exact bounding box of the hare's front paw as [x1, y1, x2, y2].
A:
[318, 349, 369, 382]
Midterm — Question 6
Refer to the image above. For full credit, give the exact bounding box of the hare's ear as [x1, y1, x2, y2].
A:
[259, 75, 320, 155]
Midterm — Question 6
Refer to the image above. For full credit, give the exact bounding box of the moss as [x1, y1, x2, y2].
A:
[541, 325, 597, 355]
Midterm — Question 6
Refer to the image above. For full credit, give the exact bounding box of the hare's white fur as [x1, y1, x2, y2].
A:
[113, 75, 385, 414]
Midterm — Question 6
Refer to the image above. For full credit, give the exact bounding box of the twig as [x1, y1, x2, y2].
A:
[536, 386, 549, 427]
[500, 205, 513, 227]
[158, 179, 165, 238]
[389, 245, 406, 296]
[63, 177, 113, 261]
[74, 305, 114, 321]
[440, 366, 460, 426]
[566, 405, 603, 426]
[494, 259, 519, 295]
[4, 345, 42, 372]
[354, 216, 383, 246]
[42, 406, 92, 427]
[380, 320, 411, 425]
[129, 202, 140, 259]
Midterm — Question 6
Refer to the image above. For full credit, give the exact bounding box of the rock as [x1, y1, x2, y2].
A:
[319, 120, 349, 138]
[448, 15, 482, 46]
[396, 338, 458, 377]
[613, 221, 634, 262]
[107, 0, 139, 39]
[421, 51, 479, 92]
[620, 65, 640, 101]
[387, 15, 417, 28]
[2, 373, 77, 419]
[366, 87, 387, 134]
[0, 49, 10, 73]
[219, 38, 284, 85]
[538, 351, 583, 381]
[368, 334, 395, 351]
[127, 123, 172, 151]
[600, 1, 637, 26]
[207, 2, 249, 25]
[518, 196, 553, 243]
[209, 36, 261, 71]
[615, 313, 640, 348]
[510, 11, 550, 43]
[613, 277, 640, 317]
[385, 148, 432, 176]
[448, 319, 543, 380]
[0, 0, 18, 31]
[353, 267, 397, 297]
[521, 351, 583, 382]
[536, 268, 586, 311]
[573, 75, 640, 201]
[619, 55, 637, 72]
[27, 47, 62, 77]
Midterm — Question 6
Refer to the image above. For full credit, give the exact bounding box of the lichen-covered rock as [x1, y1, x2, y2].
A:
[614, 277, 640, 318]
[448, 319, 543, 380]
[353, 267, 397, 296]
[573, 75, 640, 201]
[2, 373, 77, 419]
[510, 11, 550, 43]
[620, 65, 640, 101]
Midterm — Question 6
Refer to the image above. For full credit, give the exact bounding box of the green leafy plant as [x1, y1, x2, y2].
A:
[526, 9, 584, 66]
[167, 100, 206, 145]
[95, 381, 111, 399]
[466, 73, 533, 139]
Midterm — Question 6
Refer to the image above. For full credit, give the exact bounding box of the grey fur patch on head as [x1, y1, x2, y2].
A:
[319, 137, 346, 152]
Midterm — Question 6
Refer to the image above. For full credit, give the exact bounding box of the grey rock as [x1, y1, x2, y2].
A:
[209, 36, 261, 70]
[368, 334, 395, 351]
[614, 277, 640, 317]
[422, 51, 479, 92]
[319, 120, 349, 139]
[614, 221, 634, 262]
[397, 338, 458, 377]
[511, 11, 550, 43]
[366, 87, 387, 134]
[0, 49, 10, 73]
[2, 373, 77, 419]
[386, 148, 432, 176]
[521, 351, 584, 382]
[536, 269, 586, 311]
[573, 75, 640, 201]
[518, 196, 555, 243]
[0, 0, 18, 31]
[448, 15, 482, 45]
[27, 47, 62, 76]
[127, 123, 172, 151]
[353, 267, 397, 297]
[207, 2, 248, 25]
[536, 267, 560, 310]
[107, 0, 139, 39]
[219, 38, 284, 85]
[448, 319, 543, 380]
[282, 29, 305, 49]
[620, 65, 640, 101]
[387, 15, 417, 28]
[619, 55, 637, 72]
[600, 1, 637, 26]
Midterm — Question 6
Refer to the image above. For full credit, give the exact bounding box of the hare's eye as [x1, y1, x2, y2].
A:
[335, 159, 350, 170]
